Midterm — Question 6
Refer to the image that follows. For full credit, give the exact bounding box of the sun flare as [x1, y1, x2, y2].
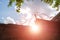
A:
[20, 7, 41, 33]
[30, 23, 39, 33]
[29, 21, 42, 34]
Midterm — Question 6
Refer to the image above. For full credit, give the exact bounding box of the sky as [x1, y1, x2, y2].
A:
[0, 0, 59, 25]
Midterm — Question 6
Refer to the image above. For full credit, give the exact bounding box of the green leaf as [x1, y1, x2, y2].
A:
[8, 0, 15, 7]
[43, 0, 60, 11]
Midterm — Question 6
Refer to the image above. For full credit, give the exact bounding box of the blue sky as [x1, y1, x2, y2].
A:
[0, 0, 21, 23]
[0, 0, 59, 24]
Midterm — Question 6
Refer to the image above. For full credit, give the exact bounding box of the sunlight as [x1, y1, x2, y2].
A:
[30, 23, 39, 33]
[20, 7, 42, 34]
[29, 20, 42, 35]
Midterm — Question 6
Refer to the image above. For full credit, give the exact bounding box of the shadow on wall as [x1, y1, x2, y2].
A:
[0, 19, 60, 40]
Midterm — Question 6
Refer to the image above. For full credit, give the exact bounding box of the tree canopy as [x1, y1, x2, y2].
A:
[8, 0, 60, 13]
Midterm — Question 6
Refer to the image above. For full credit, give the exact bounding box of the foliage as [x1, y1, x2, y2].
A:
[42, 0, 60, 10]
[8, 0, 24, 12]
[8, 0, 60, 13]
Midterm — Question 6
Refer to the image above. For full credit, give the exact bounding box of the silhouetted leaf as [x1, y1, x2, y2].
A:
[8, 0, 60, 13]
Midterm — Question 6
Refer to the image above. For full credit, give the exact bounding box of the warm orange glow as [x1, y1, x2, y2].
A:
[29, 22, 42, 34]
[30, 24, 39, 33]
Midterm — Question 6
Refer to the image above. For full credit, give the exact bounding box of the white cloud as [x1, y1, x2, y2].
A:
[24, 0, 58, 20]
[14, 0, 59, 25]
[4, 17, 16, 24]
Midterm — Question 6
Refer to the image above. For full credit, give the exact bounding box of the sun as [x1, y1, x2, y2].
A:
[29, 21, 42, 35]
[30, 24, 39, 33]
[16, 6, 42, 34]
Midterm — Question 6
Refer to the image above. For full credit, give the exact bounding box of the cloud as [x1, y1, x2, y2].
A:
[4, 17, 16, 24]
[14, 0, 59, 25]
[23, 0, 58, 20]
